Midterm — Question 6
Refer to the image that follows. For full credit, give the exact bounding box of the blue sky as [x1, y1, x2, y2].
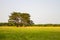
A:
[0, 0, 60, 24]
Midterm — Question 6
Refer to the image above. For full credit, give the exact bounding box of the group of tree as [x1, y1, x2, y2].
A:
[0, 22, 60, 27]
[8, 12, 34, 27]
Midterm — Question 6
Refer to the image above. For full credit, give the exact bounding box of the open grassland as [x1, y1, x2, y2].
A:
[0, 26, 60, 40]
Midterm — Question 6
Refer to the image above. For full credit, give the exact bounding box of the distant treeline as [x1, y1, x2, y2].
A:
[0, 23, 60, 27]
[0, 23, 33, 26]
[0, 23, 15, 26]
[33, 24, 60, 27]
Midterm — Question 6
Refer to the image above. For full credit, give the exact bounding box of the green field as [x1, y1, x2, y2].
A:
[0, 26, 60, 40]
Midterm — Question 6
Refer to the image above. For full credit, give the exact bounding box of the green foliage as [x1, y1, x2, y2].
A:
[0, 23, 15, 26]
[32, 24, 60, 27]
[8, 12, 34, 27]
[0, 23, 60, 27]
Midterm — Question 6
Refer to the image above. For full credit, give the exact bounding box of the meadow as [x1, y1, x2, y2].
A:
[0, 26, 60, 40]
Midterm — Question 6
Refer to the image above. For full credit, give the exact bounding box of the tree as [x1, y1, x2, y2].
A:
[8, 12, 34, 27]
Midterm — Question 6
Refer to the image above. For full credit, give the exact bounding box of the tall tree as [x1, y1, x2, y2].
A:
[8, 12, 21, 27]
[8, 12, 34, 27]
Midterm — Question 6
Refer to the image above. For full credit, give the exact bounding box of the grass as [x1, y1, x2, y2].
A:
[0, 26, 60, 40]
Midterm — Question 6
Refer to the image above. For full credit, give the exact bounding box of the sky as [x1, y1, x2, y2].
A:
[0, 0, 60, 24]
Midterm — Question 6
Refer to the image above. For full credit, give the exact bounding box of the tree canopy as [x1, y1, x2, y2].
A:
[8, 12, 34, 27]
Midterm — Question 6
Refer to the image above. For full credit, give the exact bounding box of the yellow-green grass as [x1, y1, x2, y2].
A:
[0, 26, 60, 40]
